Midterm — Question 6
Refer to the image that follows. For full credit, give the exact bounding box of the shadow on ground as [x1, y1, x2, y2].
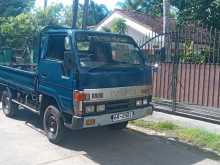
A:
[4, 109, 220, 165]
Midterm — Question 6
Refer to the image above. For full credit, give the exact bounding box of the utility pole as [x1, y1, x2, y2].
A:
[72, 0, 79, 29]
[44, 0, 48, 26]
[163, 0, 177, 112]
[163, 0, 170, 34]
[82, 0, 90, 29]
[44, 0, 48, 11]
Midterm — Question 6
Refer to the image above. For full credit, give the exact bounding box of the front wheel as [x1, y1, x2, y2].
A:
[1, 90, 17, 117]
[109, 121, 128, 130]
[43, 105, 64, 144]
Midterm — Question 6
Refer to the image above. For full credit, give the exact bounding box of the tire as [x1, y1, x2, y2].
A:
[1, 90, 17, 117]
[43, 105, 64, 144]
[109, 121, 128, 130]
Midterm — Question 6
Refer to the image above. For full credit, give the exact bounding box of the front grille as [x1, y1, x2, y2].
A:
[106, 99, 136, 113]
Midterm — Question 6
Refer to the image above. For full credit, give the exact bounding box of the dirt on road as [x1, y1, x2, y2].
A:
[0, 109, 220, 165]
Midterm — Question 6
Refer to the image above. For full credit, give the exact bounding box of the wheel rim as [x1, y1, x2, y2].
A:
[46, 113, 58, 135]
[2, 95, 10, 115]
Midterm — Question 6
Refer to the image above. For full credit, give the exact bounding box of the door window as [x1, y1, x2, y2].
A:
[46, 35, 66, 61]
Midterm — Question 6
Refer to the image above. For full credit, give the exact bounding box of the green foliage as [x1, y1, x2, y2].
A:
[117, 0, 168, 17]
[117, 0, 144, 11]
[131, 120, 220, 154]
[179, 41, 215, 64]
[0, 1, 109, 63]
[34, 3, 66, 28]
[0, 0, 35, 17]
[118, 0, 220, 29]
[0, 13, 38, 48]
[175, 0, 220, 30]
[130, 120, 178, 131]
[88, 1, 109, 26]
[55, 1, 109, 28]
[111, 18, 128, 34]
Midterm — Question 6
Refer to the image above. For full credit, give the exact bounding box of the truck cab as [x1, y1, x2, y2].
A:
[0, 26, 153, 143]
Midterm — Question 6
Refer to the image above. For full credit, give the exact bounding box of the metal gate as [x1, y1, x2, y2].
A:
[139, 23, 220, 122]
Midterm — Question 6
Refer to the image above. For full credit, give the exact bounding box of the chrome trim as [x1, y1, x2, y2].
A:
[65, 106, 153, 130]
[12, 99, 40, 115]
[83, 85, 152, 102]
[83, 106, 153, 128]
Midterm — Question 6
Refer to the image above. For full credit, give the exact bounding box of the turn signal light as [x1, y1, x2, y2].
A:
[74, 91, 90, 102]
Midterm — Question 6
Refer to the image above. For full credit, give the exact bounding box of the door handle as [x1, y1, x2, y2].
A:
[41, 73, 47, 78]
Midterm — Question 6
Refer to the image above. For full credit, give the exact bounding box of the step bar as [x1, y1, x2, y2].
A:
[12, 99, 40, 115]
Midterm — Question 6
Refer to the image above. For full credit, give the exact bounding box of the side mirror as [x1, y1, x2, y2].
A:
[64, 37, 71, 51]
[63, 51, 75, 76]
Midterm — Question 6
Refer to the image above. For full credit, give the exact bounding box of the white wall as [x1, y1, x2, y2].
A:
[96, 12, 157, 42]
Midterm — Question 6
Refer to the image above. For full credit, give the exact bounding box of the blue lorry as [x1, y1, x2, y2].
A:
[0, 26, 153, 143]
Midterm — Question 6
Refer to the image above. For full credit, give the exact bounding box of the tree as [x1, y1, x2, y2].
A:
[174, 0, 220, 29]
[34, 3, 65, 28]
[0, 0, 35, 17]
[117, 0, 175, 17]
[117, 0, 144, 11]
[111, 19, 128, 34]
[63, 0, 109, 28]
[118, 0, 220, 29]
[87, 1, 109, 26]
[0, 3, 68, 49]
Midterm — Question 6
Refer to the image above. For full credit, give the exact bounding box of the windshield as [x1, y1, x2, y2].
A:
[75, 33, 144, 69]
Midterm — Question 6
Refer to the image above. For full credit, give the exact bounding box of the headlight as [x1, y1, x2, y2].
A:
[143, 99, 148, 105]
[136, 100, 143, 106]
[96, 104, 105, 112]
[85, 105, 95, 113]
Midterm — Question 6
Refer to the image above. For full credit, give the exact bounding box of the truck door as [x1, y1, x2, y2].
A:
[38, 34, 76, 114]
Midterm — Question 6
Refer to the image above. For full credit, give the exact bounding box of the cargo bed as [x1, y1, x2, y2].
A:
[0, 65, 37, 92]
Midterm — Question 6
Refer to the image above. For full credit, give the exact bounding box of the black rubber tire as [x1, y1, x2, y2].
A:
[1, 90, 17, 117]
[43, 105, 64, 144]
[109, 121, 128, 130]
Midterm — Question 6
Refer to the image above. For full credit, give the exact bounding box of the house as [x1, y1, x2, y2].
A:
[95, 9, 176, 42]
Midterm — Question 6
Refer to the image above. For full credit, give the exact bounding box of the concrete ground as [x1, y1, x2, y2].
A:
[144, 111, 220, 134]
[0, 109, 220, 165]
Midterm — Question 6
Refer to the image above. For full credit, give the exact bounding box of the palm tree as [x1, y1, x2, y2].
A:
[117, 0, 144, 11]
[111, 18, 128, 34]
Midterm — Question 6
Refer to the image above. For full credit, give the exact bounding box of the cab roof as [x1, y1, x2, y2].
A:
[40, 25, 132, 38]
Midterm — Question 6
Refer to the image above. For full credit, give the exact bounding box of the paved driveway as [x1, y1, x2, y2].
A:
[0, 109, 220, 165]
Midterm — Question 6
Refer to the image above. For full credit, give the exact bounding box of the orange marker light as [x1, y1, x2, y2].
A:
[74, 91, 86, 102]
[85, 119, 96, 126]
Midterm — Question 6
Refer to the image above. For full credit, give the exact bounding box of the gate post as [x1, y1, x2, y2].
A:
[171, 31, 179, 111]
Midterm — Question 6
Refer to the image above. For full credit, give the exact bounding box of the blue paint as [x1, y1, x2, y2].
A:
[0, 27, 152, 116]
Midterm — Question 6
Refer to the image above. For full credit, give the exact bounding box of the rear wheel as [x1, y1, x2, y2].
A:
[43, 105, 64, 144]
[1, 90, 17, 117]
[109, 121, 128, 130]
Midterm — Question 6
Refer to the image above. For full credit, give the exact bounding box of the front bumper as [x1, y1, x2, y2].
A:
[65, 105, 153, 130]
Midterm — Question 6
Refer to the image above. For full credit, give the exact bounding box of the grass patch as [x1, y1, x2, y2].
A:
[130, 120, 220, 154]
[130, 120, 178, 131]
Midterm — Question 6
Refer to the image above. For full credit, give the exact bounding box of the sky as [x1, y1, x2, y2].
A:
[35, 0, 121, 10]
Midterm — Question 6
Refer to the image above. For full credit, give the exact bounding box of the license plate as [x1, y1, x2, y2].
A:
[112, 112, 134, 122]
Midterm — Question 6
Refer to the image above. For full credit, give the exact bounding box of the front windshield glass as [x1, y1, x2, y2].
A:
[75, 33, 144, 69]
